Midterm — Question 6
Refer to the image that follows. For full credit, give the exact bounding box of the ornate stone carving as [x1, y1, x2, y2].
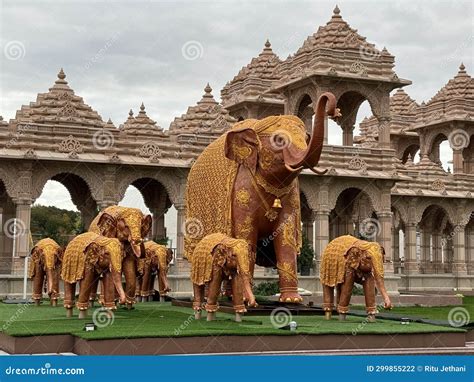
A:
[139, 142, 161, 158]
[58, 135, 82, 154]
[348, 156, 367, 170]
[24, 149, 37, 159]
[431, 179, 446, 191]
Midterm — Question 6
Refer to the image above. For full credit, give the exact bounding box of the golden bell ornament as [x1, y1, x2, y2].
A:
[272, 198, 282, 209]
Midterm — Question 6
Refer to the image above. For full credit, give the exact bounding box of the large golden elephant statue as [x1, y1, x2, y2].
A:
[185, 93, 340, 303]
[89, 206, 152, 308]
[29, 238, 63, 306]
[320, 235, 392, 321]
[61, 232, 127, 318]
[136, 241, 173, 302]
[190, 233, 256, 322]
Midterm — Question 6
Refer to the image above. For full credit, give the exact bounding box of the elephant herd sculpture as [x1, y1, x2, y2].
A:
[30, 92, 393, 324]
[29, 206, 173, 318]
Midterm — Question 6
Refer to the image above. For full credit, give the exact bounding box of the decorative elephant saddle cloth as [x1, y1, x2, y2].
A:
[138, 241, 168, 274]
[320, 235, 384, 287]
[28, 238, 61, 278]
[190, 233, 250, 286]
[89, 205, 144, 240]
[61, 232, 123, 283]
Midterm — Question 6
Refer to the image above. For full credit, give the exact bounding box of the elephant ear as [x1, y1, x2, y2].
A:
[141, 215, 152, 238]
[345, 247, 362, 270]
[28, 247, 40, 278]
[97, 213, 117, 237]
[214, 246, 227, 268]
[84, 242, 101, 269]
[224, 127, 259, 174]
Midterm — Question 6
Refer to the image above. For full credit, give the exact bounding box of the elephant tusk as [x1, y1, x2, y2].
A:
[308, 167, 328, 175]
[284, 163, 304, 173]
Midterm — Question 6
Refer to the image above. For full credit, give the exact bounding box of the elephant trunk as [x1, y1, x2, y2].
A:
[242, 274, 256, 307]
[46, 268, 54, 295]
[284, 92, 339, 172]
[111, 270, 127, 304]
[158, 268, 170, 295]
[374, 273, 392, 310]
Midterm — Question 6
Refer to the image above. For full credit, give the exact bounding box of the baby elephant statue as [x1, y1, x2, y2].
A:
[320, 235, 392, 322]
[191, 233, 256, 322]
[61, 232, 127, 318]
[29, 238, 63, 306]
[136, 241, 173, 302]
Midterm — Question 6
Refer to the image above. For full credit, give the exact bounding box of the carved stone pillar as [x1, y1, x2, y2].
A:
[14, 201, 32, 258]
[314, 209, 329, 273]
[151, 207, 167, 240]
[404, 222, 418, 274]
[452, 149, 464, 174]
[419, 228, 431, 274]
[0, 203, 16, 273]
[377, 116, 391, 149]
[432, 231, 443, 274]
[378, 211, 393, 274]
[467, 226, 474, 274]
[302, 218, 314, 248]
[392, 227, 400, 273]
[452, 225, 467, 276]
[175, 203, 185, 259]
[341, 123, 354, 147]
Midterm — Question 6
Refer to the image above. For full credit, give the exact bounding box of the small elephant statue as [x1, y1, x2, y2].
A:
[61, 232, 127, 318]
[89, 205, 152, 309]
[136, 241, 173, 302]
[320, 235, 392, 322]
[29, 238, 63, 306]
[191, 233, 256, 322]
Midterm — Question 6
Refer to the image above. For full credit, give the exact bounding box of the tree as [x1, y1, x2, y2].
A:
[297, 235, 315, 276]
[31, 205, 82, 246]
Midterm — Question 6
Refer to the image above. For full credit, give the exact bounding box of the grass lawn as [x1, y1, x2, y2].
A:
[0, 302, 464, 340]
[352, 296, 474, 323]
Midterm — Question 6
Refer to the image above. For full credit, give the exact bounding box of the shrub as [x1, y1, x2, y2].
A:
[253, 281, 280, 296]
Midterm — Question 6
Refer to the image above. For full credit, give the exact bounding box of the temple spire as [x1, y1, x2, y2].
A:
[198, 83, 217, 105]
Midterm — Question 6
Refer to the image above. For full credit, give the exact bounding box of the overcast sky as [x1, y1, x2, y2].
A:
[1, 0, 472, 243]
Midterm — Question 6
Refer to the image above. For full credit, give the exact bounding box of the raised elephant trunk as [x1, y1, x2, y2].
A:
[46, 268, 54, 296]
[242, 274, 256, 307]
[284, 92, 340, 173]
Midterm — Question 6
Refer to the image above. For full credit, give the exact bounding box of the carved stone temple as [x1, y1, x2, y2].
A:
[1, 6, 473, 296]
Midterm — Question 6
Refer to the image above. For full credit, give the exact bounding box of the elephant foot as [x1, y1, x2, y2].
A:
[367, 314, 376, 323]
[194, 311, 202, 320]
[159, 296, 165, 303]
[234, 313, 242, 323]
[66, 308, 73, 318]
[78, 309, 88, 319]
[338, 313, 347, 321]
[207, 312, 216, 321]
[34, 300, 41, 307]
[279, 291, 303, 304]
[324, 311, 332, 320]
[50, 299, 58, 307]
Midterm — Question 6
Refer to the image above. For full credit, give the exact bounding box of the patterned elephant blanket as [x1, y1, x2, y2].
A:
[320, 235, 385, 287]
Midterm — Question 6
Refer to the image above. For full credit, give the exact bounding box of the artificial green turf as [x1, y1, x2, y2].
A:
[353, 296, 474, 323]
[0, 302, 464, 340]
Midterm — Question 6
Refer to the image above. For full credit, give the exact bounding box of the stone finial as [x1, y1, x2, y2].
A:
[331, 5, 342, 21]
[56, 68, 67, 84]
[262, 39, 273, 54]
[265, 39, 271, 48]
[128, 109, 134, 118]
[198, 83, 217, 106]
[139, 102, 146, 113]
[459, 62, 466, 73]
[333, 5, 340, 15]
